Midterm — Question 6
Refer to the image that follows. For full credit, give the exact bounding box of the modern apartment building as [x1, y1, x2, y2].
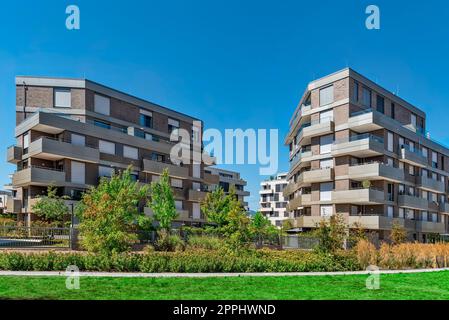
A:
[284, 68, 449, 242]
[6, 76, 218, 227]
[0, 191, 11, 214]
[259, 173, 289, 227]
[204, 167, 250, 210]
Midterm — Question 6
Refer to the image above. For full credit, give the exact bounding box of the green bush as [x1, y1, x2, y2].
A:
[154, 233, 185, 252]
[0, 249, 361, 273]
[187, 235, 224, 250]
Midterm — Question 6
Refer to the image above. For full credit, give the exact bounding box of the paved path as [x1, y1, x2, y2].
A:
[0, 268, 448, 278]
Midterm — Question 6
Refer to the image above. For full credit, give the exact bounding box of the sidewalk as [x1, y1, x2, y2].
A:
[0, 268, 448, 278]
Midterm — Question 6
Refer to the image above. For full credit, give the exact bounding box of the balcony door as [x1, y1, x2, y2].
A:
[320, 182, 333, 201]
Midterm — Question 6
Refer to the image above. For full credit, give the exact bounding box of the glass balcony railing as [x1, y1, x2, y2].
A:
[334, 133, 384, 145]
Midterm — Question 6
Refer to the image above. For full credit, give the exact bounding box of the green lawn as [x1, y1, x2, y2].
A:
[1, 271, 449, 300]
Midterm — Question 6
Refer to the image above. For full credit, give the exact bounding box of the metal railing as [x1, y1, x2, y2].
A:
[334, 133, 384, 145]
[0, 226, 71, 249]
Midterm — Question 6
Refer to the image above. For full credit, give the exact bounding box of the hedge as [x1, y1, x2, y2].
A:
[0, 249, 361, 273]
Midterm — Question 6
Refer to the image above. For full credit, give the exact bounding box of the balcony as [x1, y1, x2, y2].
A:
[332, 134, 384, 157]
[7, 145, 22, 164]
[439, 202, 449, 214]
[415, 175, 445, 193]
[296, 117, 335, 145]
[188, 189, 208, 202]
[398, 194, 435, 211]
[28, 137, 100, 163]
[142, 159, 189, 179]
[348, 162, 404, 183]
[294, 215, 325, 228]
[348, 216, 407, 230]
[287, 194, 311, 211]
[348, 110, 383, 133]
[6, 198, 22, 214]
[331, 188, 385, 205]
[289, 150, 312, 175]
[259, 188, 274, 195]
[204, 172, 219, 185]
[302, 168, 334, 184]
[283, 181, 301, 198]
[144, 207, 192, 222]
[416, 221, 446, 234]
[399, 146, 428, 168]
[12, 166, 66, 187]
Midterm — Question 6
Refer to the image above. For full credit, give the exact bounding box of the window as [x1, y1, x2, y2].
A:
[54, 88, 71, 108]
[391, 103, 395, 119]
[398, 137, 404, 149]
[320, 205, 333, 217]
[175, 200, 183, 210]
[387, 131, 394, 152]
[99, 165, 114, 177]
[23, 132, 30, 154]
[94, 120, 111, 129]
[192, 203, 201, 219]
[320, 134, 333, 154]
[399, 184, 405, 195]
[171, 178, 183, 188]
[99, 140, 115, 155]
[406, 209, 414, 220]
[151, 153, 165, 162]
[362, 87, 371, 107]
[320, 158, 333, 169]
[192, 164, 201, 178]
[71, 161, 85, 185]
[422, 211, 428, 221]
[320, 110, 333, 122]
[319, 85, 334, 106]
[377, 95, 385, 114]
[432, 151, 438, 168]
[387, 184, 394, 201]
[139, 109, 153, 128]
[168, 118, 180, 133]
[71, 134, 85, 147]
[94, 94, 110, 115]
[387, 157, 394, 167]
[411, 114, 417, 128]
[409, 141, 415, 153]
[422, 147, 428, 158]
[422, 190, 428, 200]
[353, 81, 359, 102]
[320, 182, 333, 201]
[123, 146, 138, 159]
[408, 165, 415, 176]
[432, 172, 437, 180]
[422, 168, 428, 178]
[398, 208, 405, 218]
[387, 206, 394, 218]
[432, 213, 438, 223]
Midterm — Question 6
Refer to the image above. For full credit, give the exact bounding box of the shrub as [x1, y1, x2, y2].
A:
[154, 232, 185, 252]
[187, 235, 224, 250]
[354, 239, 377, 269]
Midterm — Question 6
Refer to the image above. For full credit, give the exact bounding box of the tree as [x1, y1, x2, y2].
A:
[315, 214, 347, 253]
[201, 186, 230, 228]
[76, 167, 151, 254]
[390, 221, 407, 245]
[250, 211, 277, 249]
[148, 168, 178, 233]
[32, 185, 69, 226]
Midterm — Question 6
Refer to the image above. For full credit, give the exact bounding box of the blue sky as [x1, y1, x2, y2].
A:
[1, 0, 449, 210]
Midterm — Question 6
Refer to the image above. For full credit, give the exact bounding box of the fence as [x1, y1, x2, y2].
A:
[282, 235, 320, 250]
[0, 226, 71, 249]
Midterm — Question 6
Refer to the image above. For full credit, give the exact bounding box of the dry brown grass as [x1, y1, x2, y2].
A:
[355, 240, 449, 269]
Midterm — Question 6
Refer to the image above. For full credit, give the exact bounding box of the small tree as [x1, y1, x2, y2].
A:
[250, 211, 277, 249]
[315, 214, 347, 253]
[390, 221, 407, 245]
[76, 167, 150, 254]
[32, 186, 69, 226]
[148, 168, 178, 248]
[201, 186, 230, 228]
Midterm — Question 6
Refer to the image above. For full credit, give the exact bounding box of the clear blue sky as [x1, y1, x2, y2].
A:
[1, 0, 449, 210]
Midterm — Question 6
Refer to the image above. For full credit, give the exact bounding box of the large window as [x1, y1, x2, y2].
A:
[320, 182, 333, 201]
[71, 134, 85, 147]
[319, 85, 334, 107]
[320, 134, 333, 154]
[54, 88, 71, 108]
[353, 81, 359, 102]
[168, 118, 180, 133]
[71, 161, 85, 185]
[151, 153, 165, 162]
[362, 87, 371, 107]
[94, 94, 110, 116]
[387, 131, 394, 152]
[94, 120, 111, 129]
[376, 95, 385, 114]
[139, 109, 153, 128]
[171, 178, 183, 189]
[99, 140, 115, 155]
[99, 165, 114, 177]
[123, 145, 138, 160]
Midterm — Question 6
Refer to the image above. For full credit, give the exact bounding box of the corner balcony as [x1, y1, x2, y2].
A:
[283, 181, 301, 198]
[302, 168, 334, 184]
[7, 145, 22, 164]
[348, 110, 383, 133]
[142, 159, 189, 179]
[331, 188, 385, 205]
[289, 150, 312, 175]
[286, 194, 311, 212]
[399, 146, 428, 168]
[296, 117, 335, 145]
[203, 172, 219, 185]
[332, 134, 384, 157]
[12, 166, 66, 187]
[415, 175, 445, 193]
[348, 162, 404, 183]
[28, 137, 100, 163]
[398, 194, 435, 211]
[294, 215, 325, 228]
[348, 216, 410, 231]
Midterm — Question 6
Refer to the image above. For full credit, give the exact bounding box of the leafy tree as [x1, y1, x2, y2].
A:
[76, 167, 151, 254]
[201, 186, 230, 228]
[315, 214, 347, 253]
[32, 185, 69, 226]
[148, 168, 178, 233]
[250, 211, 277, 249]
[390, 221, 407, 245]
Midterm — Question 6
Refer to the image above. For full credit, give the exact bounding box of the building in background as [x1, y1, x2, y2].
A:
[6, 76, 216, 227]
[0, 191, 11, 214]
[259, 173, 289, 227]
[284, 68, 449, 242]
[205, 167, 250, 210]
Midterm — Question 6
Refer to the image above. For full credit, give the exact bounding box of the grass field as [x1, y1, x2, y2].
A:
[0, 271, 449, 300]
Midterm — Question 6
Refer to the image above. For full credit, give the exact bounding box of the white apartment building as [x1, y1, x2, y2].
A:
[259, 173, 289, 227]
